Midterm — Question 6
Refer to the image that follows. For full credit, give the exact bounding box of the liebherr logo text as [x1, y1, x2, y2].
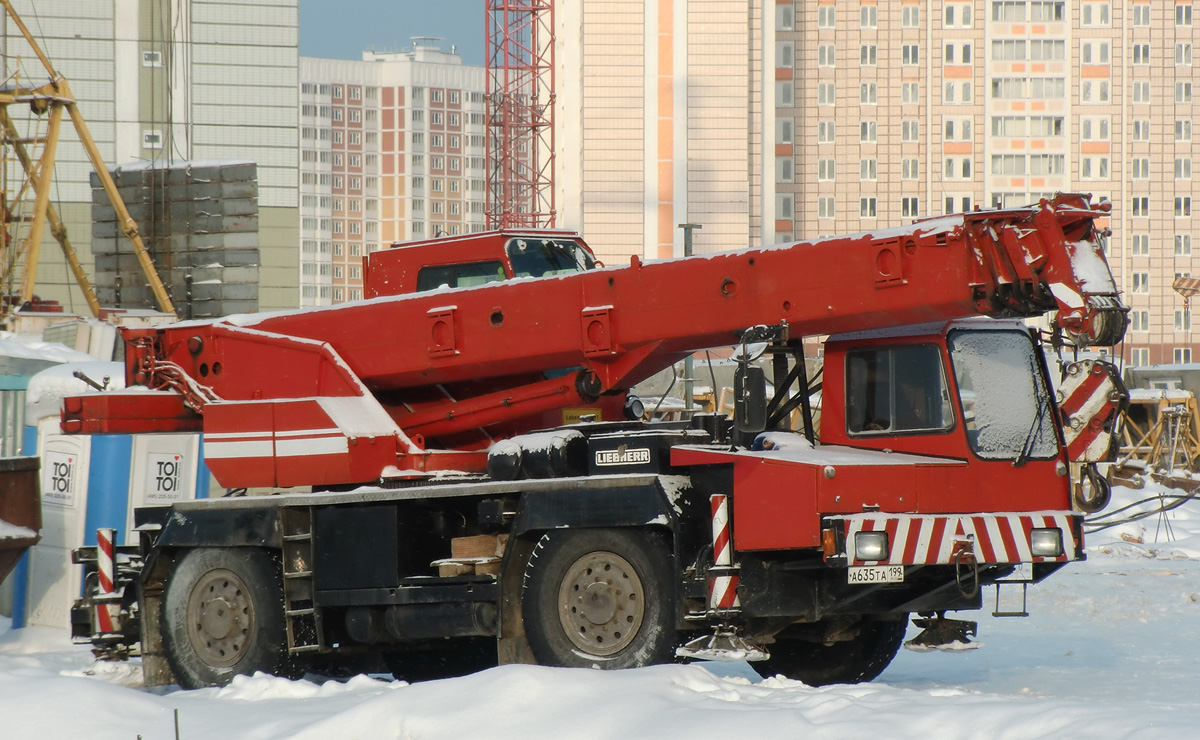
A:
[595, 448, 652, 466]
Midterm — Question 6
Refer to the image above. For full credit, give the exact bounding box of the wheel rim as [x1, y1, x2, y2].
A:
[186, 568, 254, 668]
[557, 550, 645, 657]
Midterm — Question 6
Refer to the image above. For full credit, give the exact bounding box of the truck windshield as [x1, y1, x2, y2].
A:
[948, 329, 1058, 461]
[507, 238, 595, 277]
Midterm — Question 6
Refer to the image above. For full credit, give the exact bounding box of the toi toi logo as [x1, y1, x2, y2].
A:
[156, 457, 180, 492]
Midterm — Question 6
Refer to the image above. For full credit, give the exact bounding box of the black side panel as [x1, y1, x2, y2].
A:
[153, 506, 281, 549]
[314, 506, 400, 590]
[512, 483, 675, 535]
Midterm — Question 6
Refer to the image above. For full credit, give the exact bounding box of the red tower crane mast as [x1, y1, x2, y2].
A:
[485, 0, 556, 229]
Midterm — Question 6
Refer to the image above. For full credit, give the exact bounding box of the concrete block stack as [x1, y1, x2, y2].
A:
[90, 161, 261, 318]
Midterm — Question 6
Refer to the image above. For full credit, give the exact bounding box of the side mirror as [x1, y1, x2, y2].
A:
[734, 365, 767, 434]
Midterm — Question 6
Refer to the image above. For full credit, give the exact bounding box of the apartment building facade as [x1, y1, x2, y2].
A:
[775, 0, 1199, 366]
[2, 0, 299, 311]
[298, 47, 487, 307]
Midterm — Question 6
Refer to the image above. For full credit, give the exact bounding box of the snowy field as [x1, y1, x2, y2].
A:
[2, 481, 1198, 740]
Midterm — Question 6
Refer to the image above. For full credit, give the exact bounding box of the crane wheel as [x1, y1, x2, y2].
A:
[756, 616, 909, 686]
[161, 547, 296, 689]
[521, 528, 675, 669]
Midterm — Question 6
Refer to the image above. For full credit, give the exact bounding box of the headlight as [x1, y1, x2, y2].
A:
[1030, 528, 1064, 557]
[854, 531, 889, 561]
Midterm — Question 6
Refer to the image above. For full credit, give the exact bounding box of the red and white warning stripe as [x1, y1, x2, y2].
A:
[1058, 359, 1123, 463]
[95, 528, 117, 634]
[834, 512, 1080, 567]
[708, 495, 739, 610]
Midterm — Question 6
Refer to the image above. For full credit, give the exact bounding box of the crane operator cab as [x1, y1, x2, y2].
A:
[363, 230, 599, 299]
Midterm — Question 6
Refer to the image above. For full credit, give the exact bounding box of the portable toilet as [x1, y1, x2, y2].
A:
[12, 362, 212, 629]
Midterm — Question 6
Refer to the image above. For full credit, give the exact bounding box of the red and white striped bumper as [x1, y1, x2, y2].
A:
[830, 511, 1082, 567]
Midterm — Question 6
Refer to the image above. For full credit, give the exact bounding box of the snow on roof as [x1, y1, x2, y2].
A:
[25, 361, 126, 421]
[0, 334, 97, 364]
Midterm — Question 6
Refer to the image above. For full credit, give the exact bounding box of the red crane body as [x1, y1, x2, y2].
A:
[63, 194, 1123, 489]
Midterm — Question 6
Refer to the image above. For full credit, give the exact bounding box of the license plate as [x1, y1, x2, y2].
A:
[847, 565, 904, 584]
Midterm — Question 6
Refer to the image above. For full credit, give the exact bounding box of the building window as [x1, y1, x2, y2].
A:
[777, 42, 795, 68]
[776, 157, 794, 183]
[1178, 43, 1193, 65]
[860, 5, 877, 28]
[1134, 4, 1151, 26]
[991, 155, 1026, 175]
[902, 197, 919, 218]
[1031, 40, 1066, 60]
[142, 50, 163, 67]
[1081, 41, 1109, 64]
[994, 40, 1027, 61]
[142, 130, 163, 149]
[902, 6, 919, 27]
[818, 196, 836, 218]
[818, 44, 836, 67]
[818, 158, 836, 181]
[902, 159, 918, 179]
[860, 158, 878, 180]
[1133, 43, 1150, 65]
[902, 82, 918, 104]
[1177, 348, 1194, 363]
[1179, 3, 1194, 25]
[1130, 348, 1150, 366]
[777, 194, 794, 220]
[860, 120, 877, 142]
[1177, 234, 1193, 255]
[777, 118, 794, 144]
[860, 45, 877, 65]
[860, 197, 877, 218]
[818, 82, 835, 105]
[1081, 2, 1111, 27]
[1178, 82, 1193, 103]
[1132, 158, 1151, 179]
[1081, 117, 1110, 141]
[1133, 272, 1150, 293]
[860, 83, 877, 104]
[1133, 81, 1151, 104]
[1080, 80, 1109, 104]
[992, 1, 1026, 21]
[1132, 234, 1150, 256]
[818, 5, 836, 28]
[902, 45, 919, 65]
[1132, 120, 1150, 142]
[1081, 156, 1109, 180]
[1132, 197, 1150, 217]
[901, 120, 919, 142]
[777, 81, 794, 106]
[944, 4, 973, 27]
[818, 120, 835, 144]
[1178, 120, 1193, 141]
[1178, 158, 1193, 179]
[776, 4, 794, 30]
[944, 118, 972, 141]
[1130, 310, 1149, 332]
[1177, 197, 1192, 217]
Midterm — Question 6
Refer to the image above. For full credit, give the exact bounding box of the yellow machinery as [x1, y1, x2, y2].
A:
[0, 1, 174, 317]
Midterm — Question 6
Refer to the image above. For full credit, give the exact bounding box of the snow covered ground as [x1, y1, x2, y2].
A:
[2, 481, 1198, 740]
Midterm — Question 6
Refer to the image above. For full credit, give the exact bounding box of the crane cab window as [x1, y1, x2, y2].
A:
[847, 344, 954, 435]
[507, 238, 595, 278]
[416, 260, 506, 291]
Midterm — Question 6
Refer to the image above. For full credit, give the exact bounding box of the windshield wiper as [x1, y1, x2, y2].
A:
[1013, 356, 1051, 468]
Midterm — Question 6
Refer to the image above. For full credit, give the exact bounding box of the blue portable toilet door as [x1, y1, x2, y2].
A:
[25, 418, 91, 628]
[126, 434, 202, 542]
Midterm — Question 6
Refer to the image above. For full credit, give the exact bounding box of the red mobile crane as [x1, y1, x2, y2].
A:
[69, 194, 1126, 689]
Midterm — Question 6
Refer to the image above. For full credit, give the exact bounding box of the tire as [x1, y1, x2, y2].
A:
[522, 528, 676, 669]
[757, 616, 908, 686]
[161, 547, 295, 689]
